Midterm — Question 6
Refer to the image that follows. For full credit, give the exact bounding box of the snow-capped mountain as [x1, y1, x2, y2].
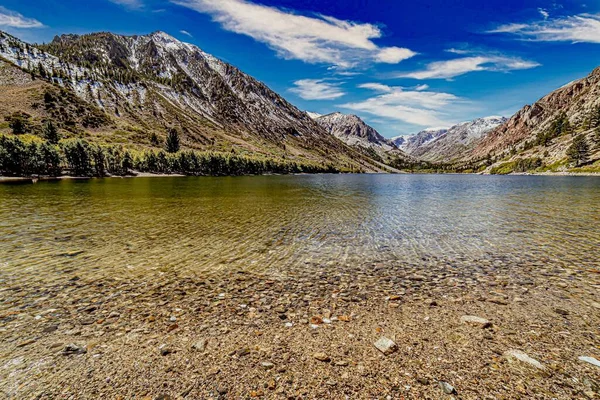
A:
[410, 116, 507, 162]
[0, 30, 388, 170]
[391, 128, 448, 154]
[310, 112, 397, 152]
[394, 117, 507, 162]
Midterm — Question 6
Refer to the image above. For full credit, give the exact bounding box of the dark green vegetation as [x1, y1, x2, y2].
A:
[0, 134, 337, 177]
[567, 134, 590, 167]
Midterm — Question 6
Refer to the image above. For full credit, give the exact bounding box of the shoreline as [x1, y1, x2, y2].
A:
[2, 170, 600, 183]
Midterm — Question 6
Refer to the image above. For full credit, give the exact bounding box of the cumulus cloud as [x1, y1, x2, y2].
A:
[489, 13, 600, 43]
[340, 84, 463, 127]
[397, 55, 540, 80]
[375, 47, 417, 64]
[0, 7, 44, 28]
[171, 0, 416, 68]
[290, 79, 346, 100]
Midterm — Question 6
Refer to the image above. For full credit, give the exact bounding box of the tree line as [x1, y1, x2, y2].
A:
[0, 134, 338, 177]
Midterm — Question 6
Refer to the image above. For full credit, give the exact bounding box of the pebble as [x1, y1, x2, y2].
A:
[260, 361, 274, 369]
[504, 349, 545, 370]
[554, 308, 569, 316]
[438, 381, 456, 394]
[191, 339, 208, 352]
[16, 339, 36, 348]
[313, 352, 330, 362]
[488, 297, 508, 305]
[460, 315, 492, 328]
[579, 356, 600, 368]
[374, 337, 398, 355]
[159, 346, 174, 356]
[62, 344, 87, 355]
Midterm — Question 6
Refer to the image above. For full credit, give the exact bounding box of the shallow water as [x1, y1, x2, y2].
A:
[1, 174, 599, 281]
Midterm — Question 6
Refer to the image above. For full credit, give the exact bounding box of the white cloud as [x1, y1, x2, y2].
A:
[109, 0, 143, 9]
[538, 8, 550, 19]
[0, 7, 43, 28]
[172, 0, 416, 68]
[489, 13, 600, 43]
[290, 79, 346, 100]
[358, 83, 393, 92]
[415, 84, 429, 91]
[375, 47, 416, 64]
[340, 85, 463, 127]
[180, 30, 193, 37]
[397, 55, 540, 80]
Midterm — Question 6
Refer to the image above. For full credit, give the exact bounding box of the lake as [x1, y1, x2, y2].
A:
[1, 174, 599, 283]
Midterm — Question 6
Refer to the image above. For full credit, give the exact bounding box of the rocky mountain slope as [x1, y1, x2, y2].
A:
[309, 111, 412, 166]
[310, 112, 396, 151]
[0, 30, 387, 172]
[407, 117, 507, 162]
[467, 68, 600, 172]
[391, 128, 448, 155]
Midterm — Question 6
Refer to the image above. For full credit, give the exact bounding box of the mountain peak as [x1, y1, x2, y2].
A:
[149, 31, 180, 43]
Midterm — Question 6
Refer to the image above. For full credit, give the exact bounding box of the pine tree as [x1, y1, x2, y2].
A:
[121, 151, 133, 174]
[7, 114, 29, 135]
[567, 135, 589, 167]
[150, 132, 160, 146]
[165, 128, 180, 153]
[43, 121, 60, 144]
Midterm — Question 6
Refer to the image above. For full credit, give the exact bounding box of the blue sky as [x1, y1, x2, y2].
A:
[1, 0, 600, 137]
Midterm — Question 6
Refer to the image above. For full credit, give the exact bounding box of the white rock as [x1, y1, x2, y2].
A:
[504, 349, 545, 370]
[438, 381, 456, 394]
[578, 356, 600, 368]
[460, 315, 491, 327]
[374, 337, 398, 355]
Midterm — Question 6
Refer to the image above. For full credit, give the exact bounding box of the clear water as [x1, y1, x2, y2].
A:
[1, 174, 599, 282]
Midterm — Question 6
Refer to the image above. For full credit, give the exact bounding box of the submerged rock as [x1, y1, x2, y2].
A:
[460, 315, 492, 328]
[438, 381, 456, 394]
[62, 344, 87, 355]
[374, 337, 398, 355]
[504, 349, 545, 370]
[313, 352, 330, 362]
[579, 356, 600, 368]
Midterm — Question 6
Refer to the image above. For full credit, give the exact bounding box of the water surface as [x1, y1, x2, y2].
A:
[1, 174, 599, 281]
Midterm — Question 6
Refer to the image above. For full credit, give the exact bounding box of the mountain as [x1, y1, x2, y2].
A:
[409, 116, 507, 162]
[467, 68, 600, 172]
[391, 128, 448, 155]
[310, 112, 397, 151]
[0, 30, 387, 173]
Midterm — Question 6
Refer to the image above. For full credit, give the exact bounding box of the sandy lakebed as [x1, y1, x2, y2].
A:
[1, 259, 599, 399]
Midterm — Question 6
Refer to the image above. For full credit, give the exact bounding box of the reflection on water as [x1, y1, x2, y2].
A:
[0, 175, 599, 281]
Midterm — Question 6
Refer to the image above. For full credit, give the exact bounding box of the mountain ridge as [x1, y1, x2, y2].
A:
[0, 30, 390, 173]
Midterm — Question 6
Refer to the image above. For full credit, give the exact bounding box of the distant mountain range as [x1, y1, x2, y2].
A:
[393, 117, 507, 162]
